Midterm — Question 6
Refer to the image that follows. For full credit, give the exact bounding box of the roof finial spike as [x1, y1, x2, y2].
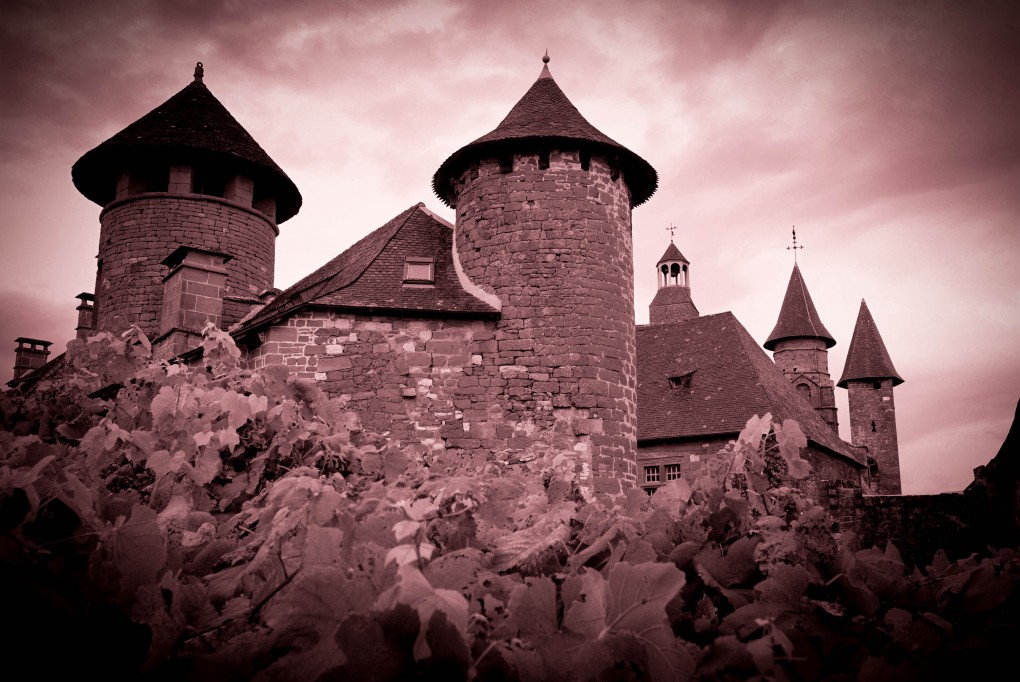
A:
[539, 50, 552, 79]
[786, 225, 804, 264]
[666, 223, 676, 243]
[194, 61, 204, 83]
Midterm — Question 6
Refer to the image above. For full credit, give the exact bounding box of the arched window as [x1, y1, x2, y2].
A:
[670, 262, 680, 284]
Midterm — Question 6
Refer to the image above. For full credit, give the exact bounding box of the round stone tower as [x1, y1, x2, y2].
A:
[433, 55, 657, 495]
[71, 63, 301, 340]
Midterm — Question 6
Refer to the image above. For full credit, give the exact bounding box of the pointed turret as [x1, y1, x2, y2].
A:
[430, 54, 658, 496]
[71, 63, 300, 345]
[649, 240, 698, 324]
[837, 299, 904, 387]
[765, 264, 839, 431]
[72, 62, 300, 222]
[839, 300, 904, 494]
[764, 264, 836, 350]
[433, 56, 657, 207]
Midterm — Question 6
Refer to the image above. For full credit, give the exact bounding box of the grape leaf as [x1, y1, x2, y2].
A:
[502, 576, 558, 638]
[111, 503, 167, 592]
[774, 419, 810, 479]
[605, 561, 686, 634]
[563, 569, 607, 639]
[304, 524, 343, 565]
[375, 564, 469, 660]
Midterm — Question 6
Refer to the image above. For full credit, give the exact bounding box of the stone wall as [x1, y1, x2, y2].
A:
[856, 493, 973, 566]
[96, 193, 277, 339]
[245, 310, 497, 464]
[245, 306, 638, 486]
[847, 379, 901, 494]
[450, 150, 638, 495]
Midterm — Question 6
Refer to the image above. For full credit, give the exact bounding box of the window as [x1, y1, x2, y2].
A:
[644, 466, 660, 483]
[403, 257, 435, 285]
[580, 150, 591, 171]
[665, 464, 683, 481]
[538, 151, 550, 170]
[498, 155, 513, 174]
[668, 372, 693, 390]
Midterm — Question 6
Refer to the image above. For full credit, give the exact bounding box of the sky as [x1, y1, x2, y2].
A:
[0, 0, 1017, 494]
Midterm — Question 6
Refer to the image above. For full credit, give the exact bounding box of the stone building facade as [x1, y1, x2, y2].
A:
[18, 58, 914, 508]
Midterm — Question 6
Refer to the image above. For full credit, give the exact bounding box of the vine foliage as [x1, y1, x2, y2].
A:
[1, 327, 1017, 680]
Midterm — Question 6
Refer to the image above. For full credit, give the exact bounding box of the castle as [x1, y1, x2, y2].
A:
[11, 58, 907, 508]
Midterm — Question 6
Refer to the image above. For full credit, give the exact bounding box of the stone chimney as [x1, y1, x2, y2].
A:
[13, 338, 52, 379]
[153, 246, 233, 361]
[75, 292, 95, 340]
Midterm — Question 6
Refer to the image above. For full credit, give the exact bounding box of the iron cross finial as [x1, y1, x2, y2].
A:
[787, 226, 804, 263]
[666, 224, 676, 242]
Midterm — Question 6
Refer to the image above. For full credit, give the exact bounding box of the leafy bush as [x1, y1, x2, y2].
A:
[1, 328, 1017, 680]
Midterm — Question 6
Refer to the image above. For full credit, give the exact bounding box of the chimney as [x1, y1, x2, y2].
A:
[153, 246, 233, 361]
[75, 292, 95, 339]
[13, 338, 52, 379]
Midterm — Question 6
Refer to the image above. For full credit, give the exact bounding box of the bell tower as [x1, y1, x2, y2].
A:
[649, 232, 698, 324]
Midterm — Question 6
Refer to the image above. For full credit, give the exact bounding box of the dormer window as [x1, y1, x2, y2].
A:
[403, 257, 435, 286]
[668, 372, 693, 390]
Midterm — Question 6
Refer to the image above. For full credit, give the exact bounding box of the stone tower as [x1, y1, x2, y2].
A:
[71, 63, 301, 343]
[838, 299, 904, 495]
[432, 55, 657, 495]
[764, 264, 839, 431]
[649, 240, 698, 324]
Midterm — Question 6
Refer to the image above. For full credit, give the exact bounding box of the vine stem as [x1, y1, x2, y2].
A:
[470, 640, 501, 675]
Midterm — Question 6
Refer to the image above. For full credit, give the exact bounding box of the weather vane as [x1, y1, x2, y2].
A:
[787, 226, 804, 263]
[666, 223, 677, 242]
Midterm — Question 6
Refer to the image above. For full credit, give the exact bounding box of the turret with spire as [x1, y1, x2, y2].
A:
[649, 227, 698, 324]
[764, 229, 839, 431]
[838, 299, 904, 494]
[433, 53, 657, 496]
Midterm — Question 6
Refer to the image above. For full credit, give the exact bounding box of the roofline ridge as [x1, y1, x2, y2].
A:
[236, 205, 418, 332]
[306, 204, 420, 302]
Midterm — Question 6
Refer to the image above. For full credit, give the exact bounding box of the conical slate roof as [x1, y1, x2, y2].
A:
[837, 300, 903, 387]
[658, 242, 688, 264]
[72, 64, 301, 222]
[764, 264, 836, 350]
[433, 58, 657, 207]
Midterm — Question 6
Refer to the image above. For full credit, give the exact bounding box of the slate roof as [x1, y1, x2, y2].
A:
[658, 242, 688, 263]
[637, 312, 863, 466]
[764, 264, 836, 350]
[72, 67, 301, 223]
[649, 285, 699, 317]
[837, 300, 904, 387]
[433, 60, 657, 207]
[233, 204, 499, 335]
